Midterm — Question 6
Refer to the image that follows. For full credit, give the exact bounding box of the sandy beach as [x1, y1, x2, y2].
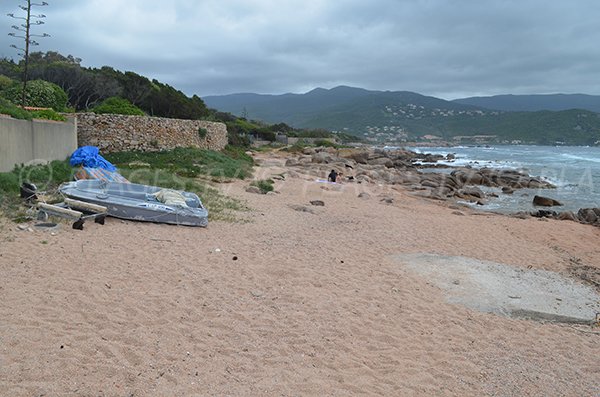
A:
[1, 151, 599, 396]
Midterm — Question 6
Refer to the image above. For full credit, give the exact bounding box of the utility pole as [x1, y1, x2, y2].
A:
[7, 1, 50, 107]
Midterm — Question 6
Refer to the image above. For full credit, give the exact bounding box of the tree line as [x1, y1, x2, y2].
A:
[0, 51, 210, 120]
[1, 51, 346, 146]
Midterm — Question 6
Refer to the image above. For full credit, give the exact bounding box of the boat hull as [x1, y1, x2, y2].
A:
[59, 180, 208, 227]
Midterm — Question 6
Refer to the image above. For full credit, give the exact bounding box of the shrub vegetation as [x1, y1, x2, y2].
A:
[93, 97, 145, 115]
[2, 79, 68, 111]
[0, 97, 32, 119]
[250, 179, 274, 194]
[105, 146, 253, 180]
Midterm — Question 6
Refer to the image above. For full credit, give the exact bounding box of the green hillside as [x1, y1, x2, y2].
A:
[204, 86, 600, 145]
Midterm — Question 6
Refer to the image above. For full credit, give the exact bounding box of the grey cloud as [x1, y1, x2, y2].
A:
[1, 0, 599, 99]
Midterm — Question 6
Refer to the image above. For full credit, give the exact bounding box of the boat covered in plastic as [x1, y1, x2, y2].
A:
[59, 179, 208, 227]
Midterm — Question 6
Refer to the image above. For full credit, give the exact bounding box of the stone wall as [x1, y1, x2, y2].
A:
[76, 113, 228, 153]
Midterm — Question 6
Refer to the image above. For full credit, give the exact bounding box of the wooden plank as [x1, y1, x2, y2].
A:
[64, 198, 107, 214]
[38, 203, 83, 220]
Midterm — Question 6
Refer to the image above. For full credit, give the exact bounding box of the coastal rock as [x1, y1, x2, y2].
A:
[311, 152, 335, 164]
[531, 209, 558, 218]
[358, 192, 371, 200]
[557, 211, 578, 222]
[502, 187, 515, 194]
[347, 151, 370, 164]
[459, 186, 485, 199]
[452, 169, 485, 185]
[285, 158, 302, 167]
[285, 158, 301, 167]
[394, 172, 421, 185]
[527, 179, 548, 189]
[420, 179, 441, 189]
[533, 195, 563, 207]
[443, 175, 463, 190]
[577, 208, 600, 224]
[511, 211, 531, 219]
[420, 154, 445, 163]
[368, 157, 394, 168]
[310, 200, 325, 206]
[355, 175, 373, 184]
[451, 168, 555, 190]
[411, 189, 447, 201]
[246, 186, 262, 194]
[392, 159, 414, 169]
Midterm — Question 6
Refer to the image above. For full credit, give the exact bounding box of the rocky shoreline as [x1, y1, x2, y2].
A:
[281, 146, 600, 227]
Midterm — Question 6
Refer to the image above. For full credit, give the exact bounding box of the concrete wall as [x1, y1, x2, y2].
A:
[76, 113, 228, 153]
[0, 115, 77, 172]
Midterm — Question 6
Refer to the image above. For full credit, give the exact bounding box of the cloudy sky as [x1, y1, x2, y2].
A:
[1, 0, 599, 99]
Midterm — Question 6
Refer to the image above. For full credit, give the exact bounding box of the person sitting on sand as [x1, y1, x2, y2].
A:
[337, 172, 343, 183]
[328, 169, 338, 183]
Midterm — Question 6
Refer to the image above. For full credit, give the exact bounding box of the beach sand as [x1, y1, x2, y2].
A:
[1, 152, 599, 396]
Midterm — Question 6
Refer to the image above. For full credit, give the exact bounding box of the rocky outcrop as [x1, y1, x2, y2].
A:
[520, 207, 600, 226]
[284, 146, 600, 229]
[451, 168, 555, 190]
[557, 211, 578, 222]
[289, 147, 557, 207]
[533, 195, 563, 207]
[577, 208, 600, 225]
[77, 113, 228, 153]
[531, 209, 558, 218]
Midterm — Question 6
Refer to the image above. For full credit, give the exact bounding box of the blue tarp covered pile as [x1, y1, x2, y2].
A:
[70, 146, 129, 183]
[70, 146, 117, 171]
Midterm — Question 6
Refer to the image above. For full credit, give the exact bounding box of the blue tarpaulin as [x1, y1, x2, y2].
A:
[70, 146, 117, 172]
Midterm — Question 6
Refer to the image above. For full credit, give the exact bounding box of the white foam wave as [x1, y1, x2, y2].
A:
[561, 153, 600, 164]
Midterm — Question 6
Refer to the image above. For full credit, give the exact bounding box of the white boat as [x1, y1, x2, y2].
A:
[59, 179, 208, 227]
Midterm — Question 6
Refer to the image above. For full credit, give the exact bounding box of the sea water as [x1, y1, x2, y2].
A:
[408, 145, 600, 214]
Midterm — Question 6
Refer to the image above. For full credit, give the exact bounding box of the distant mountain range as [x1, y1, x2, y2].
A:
[453, 94, 600, 113]
[203, 86, 600, 145]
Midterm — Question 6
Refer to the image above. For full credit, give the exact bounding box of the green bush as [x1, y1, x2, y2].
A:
[0, 75, 15, 92]
[0, 159, 74, 206]
[222, 145, 254, 164]
[227, 130, 251, 147]
[314, 139, 337, 148]
[198, 127, 208, 139]
[12, 160, 74, 190]
[0, 97, 31, 120]
[93, 97, 145, 116]
[3, 79, 68, 111]
[30, 109, 67, 122]
[250, 179, 274, 194]
[0, 172, 20, 193]
[256, 129, 276, 141]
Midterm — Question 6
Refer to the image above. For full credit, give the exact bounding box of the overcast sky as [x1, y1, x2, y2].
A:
[1, 0, 599, 99]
